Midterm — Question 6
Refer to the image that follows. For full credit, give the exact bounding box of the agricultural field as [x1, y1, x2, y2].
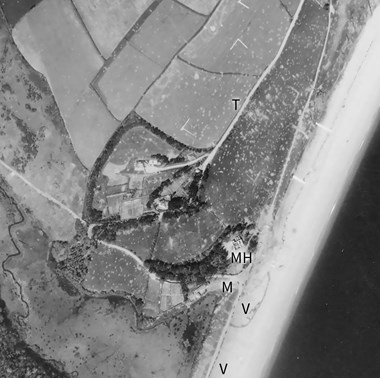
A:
[65, 88, 119, 168]
[102, 169, 172, 198]
[143, 277, 161, 317]
[115, 221, 160, 261]
[72, 0, 154, 58]
[180, 0, 291, 75]
[93, 0, 208, 121]
[204, 1, 329, 224]
[136, 57, 256, 148]
[0, 12, 87, 233]
[95, 42, 162, 121]
[130, 0, 206, 68]
[153, 209, 224, 263]
[82, 244, 149, 299]
[176, 0, 219, 15]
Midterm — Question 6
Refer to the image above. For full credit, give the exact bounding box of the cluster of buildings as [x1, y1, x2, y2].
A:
[134, 158, 163, 173]
[101, 158, 168, 220]
[101, 155, 194, 220]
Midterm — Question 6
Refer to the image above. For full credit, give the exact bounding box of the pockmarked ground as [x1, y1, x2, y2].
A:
[72, 0, 154, 58]
[136, 57, 256, 148]
[153, 209, 223, 263]
[83, 244, 149, 299]
[115, 221, 160, 261]
[206, 4, 380, 376]
[180, 0, 291, 75]
[204, 1, 329, 224]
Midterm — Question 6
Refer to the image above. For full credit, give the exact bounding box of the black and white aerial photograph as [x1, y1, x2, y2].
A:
[0, 0, 379, 377]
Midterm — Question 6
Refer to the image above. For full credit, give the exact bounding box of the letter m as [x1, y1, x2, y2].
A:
[222, 281, 232, 293]
[231, 252, 241, 263]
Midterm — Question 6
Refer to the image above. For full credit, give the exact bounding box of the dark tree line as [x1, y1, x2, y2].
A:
[145, 241, 229, 288]
[93, 213, 159, 241]
[145, 222, 254, 288]
[142, 121, 212, 153]
[150, 153, 186, 165]
[163, 201, 208, 220]
[173, 165, 193, 179]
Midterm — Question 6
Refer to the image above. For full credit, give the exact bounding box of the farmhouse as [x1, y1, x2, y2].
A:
[232, 236, 244, 251]
[134, 158, 163, 173]
[153, 195, 171, 211]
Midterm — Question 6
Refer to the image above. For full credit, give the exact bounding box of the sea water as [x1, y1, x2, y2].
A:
[269, 119, 380, 378]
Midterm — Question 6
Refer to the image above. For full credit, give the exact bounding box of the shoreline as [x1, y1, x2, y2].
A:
[206, 3, 380, 378]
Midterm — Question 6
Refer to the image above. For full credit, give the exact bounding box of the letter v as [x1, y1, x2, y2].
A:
[219, 363, 228, 374]
[242, 303, 250, 314]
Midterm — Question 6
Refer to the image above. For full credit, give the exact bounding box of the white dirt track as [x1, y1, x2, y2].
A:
[206, 3, 380, 378]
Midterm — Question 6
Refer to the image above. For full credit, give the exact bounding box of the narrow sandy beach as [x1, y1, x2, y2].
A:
[208, 4, 380, 378]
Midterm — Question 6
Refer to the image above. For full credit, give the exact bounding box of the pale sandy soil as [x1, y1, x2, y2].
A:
[204, 3, 380, 378]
